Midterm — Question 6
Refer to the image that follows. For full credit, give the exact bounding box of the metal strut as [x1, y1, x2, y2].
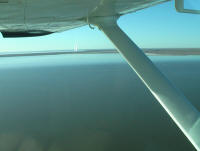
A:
[89, 16, 200, 151]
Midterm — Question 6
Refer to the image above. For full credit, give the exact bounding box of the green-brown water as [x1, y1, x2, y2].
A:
[0, 53, 199, 151]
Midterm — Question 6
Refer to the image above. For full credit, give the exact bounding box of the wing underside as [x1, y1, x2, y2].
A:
[0, 0, 169, 37]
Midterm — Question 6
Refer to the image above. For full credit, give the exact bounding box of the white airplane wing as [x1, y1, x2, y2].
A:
[0, 0, 169, 36]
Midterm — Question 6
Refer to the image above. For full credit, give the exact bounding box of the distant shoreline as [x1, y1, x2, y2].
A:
[144, 48, 200, 56]
[0, 48, 199, 57]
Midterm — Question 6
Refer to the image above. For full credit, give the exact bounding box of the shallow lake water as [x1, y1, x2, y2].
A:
[0, 53, 199, 151]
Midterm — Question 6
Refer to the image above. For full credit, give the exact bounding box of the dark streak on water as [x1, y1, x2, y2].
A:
[0, 53, 199, 151]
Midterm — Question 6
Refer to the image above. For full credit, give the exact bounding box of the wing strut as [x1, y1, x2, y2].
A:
[89, 16, 200, 150]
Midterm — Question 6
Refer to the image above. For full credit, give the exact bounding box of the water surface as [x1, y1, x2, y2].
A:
[0, 53, 199, 151]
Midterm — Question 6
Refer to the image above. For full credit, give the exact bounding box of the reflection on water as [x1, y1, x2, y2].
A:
[0, 54, 199, 151]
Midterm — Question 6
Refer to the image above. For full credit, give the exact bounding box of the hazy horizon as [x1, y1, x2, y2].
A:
[0, 48, 200, 58]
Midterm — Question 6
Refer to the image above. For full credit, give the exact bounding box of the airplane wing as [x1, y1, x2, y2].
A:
[0, 0, 169, 36]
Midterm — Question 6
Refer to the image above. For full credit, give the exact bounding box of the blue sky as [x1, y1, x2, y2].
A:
[0, 1, 200, 52]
